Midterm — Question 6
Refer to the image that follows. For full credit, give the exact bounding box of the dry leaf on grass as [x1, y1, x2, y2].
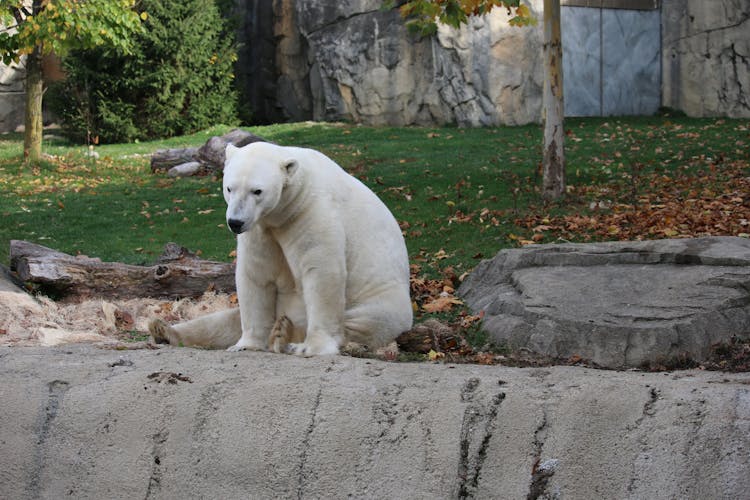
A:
[421, 295, 463, 313]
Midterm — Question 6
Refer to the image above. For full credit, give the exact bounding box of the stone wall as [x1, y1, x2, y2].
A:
[662, 0, 750, 118]
[242, 0, 749, 125]
[0, 61, 26, 132]
[0, 1, 747, 132]
[266, 0, 544, 126]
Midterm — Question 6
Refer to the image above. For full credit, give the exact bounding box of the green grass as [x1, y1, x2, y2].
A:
[1, 117, 748, 276]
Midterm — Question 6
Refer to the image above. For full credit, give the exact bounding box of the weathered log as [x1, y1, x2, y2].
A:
[150, 129, 268, 174]
[9, 240, 235, 301]
[150, 147, 200, 172]
[196, 129, 268, 170]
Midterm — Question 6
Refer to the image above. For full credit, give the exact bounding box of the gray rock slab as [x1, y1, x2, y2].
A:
[458, 237, 750, 368]
[0, 345, 748, 499]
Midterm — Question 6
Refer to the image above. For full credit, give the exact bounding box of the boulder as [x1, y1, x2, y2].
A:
[458, 237, 750, 368]
[0, 345, 748, 499]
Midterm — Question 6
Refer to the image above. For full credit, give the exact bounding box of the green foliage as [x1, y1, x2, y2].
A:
[0, 0, 144, 64]
[48, 0, 239, 144]
[383, 0, 535, 36]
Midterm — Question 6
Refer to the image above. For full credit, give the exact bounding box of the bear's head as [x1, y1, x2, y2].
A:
[223, 143, 299, 234]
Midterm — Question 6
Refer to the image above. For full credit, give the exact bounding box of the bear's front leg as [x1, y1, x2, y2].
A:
[286, 267, 345, 356]
[227, 277, 277, 352]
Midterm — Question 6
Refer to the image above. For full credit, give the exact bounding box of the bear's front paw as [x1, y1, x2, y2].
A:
[226, 337, 266, 352]
[286, 337, 340, 357]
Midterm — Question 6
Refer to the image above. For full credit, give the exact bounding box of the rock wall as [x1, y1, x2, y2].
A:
[231, 0, 280, 123]
[0, 63, 25, 132]
[662, 0, 750, 118]
[0, 1, 746, 132]
[241, 0, 750, 125]
[266, 0, 545, 126]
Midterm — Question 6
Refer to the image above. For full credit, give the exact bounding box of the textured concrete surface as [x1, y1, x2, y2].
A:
[1, 345, 749, 499]
[459, 237, 750, 368]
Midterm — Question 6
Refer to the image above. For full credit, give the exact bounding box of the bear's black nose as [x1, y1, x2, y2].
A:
[227, 219, 245, 234]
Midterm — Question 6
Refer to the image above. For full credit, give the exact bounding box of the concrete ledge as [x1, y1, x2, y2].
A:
[1, 345, 748, 499]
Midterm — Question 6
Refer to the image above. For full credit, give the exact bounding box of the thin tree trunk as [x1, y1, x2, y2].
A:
[23, 44, 44, 163]
[541, 0, 565, 201]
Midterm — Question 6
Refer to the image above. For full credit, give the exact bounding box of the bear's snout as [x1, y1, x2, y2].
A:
[228, 218, 245, 234]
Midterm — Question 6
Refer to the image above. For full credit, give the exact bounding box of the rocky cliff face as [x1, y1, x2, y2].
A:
[235, 0, 749, 126]
[662, 0, 750, 118]
[268, 0, 544, 126]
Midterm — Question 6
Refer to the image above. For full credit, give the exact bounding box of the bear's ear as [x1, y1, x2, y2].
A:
[225, 144, 239, 165]
[282, 159, 298, 179]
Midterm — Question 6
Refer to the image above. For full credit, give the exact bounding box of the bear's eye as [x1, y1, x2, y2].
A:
[252, 189, 263, 196]
[226, 187, 231, 193]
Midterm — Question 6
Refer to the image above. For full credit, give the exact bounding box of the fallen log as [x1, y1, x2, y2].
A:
[151, 129, 267, 173]
[150, 147, 200, 172]
[9, 240, 235, 301]
[196, 129, 267, 169]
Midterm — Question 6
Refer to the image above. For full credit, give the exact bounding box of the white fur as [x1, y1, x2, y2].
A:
[152, 142, 412, 356]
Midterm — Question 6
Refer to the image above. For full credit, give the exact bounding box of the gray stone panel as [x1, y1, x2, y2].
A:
[563, 6, 661, 117]
[602, 8, 661, 115]
[562, 6, 602, 116]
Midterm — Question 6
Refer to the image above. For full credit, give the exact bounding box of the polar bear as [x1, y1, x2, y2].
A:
[149, 142, 413, 355]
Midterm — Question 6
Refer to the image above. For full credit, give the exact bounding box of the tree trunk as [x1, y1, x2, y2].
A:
[541, 0, 565, 201]
[9, 240, 236, 301]
[23, 44, 44, 163]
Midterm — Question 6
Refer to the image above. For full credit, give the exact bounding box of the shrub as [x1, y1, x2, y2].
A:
[49, 0, 239, 143]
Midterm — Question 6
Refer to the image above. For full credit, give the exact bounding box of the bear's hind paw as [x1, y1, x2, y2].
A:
[148, 318, 175, 345]
[268, 315, 294, 353]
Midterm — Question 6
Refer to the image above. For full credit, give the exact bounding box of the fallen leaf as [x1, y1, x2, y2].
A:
[422, 295, 463, 313]
[427, 349, 445, 361]
[475, 352, 495, 365]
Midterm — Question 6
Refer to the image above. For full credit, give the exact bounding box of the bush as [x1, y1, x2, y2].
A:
[49, 0, 239, 143]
